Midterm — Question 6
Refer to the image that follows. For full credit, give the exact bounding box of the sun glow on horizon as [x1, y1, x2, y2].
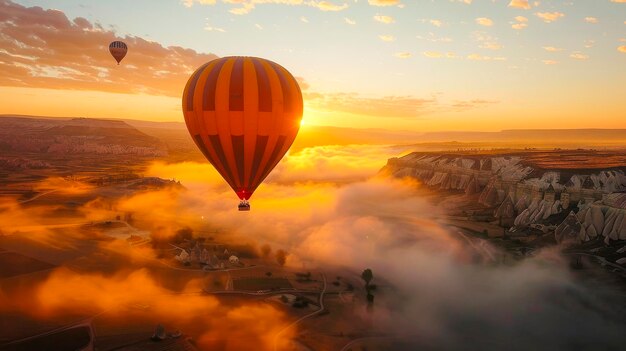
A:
[0, 0, 624, 131]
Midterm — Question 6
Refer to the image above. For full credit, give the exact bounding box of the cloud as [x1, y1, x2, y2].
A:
[473, 31, 502, 50]
[374, 15, 395, 24]
[378, 35, 396, 42]
[535, 12, 565, 23]
[617, 46, 626, 53]
[584, 17, 598, 24]
[451, 99, 498, 110]
[480, 42, 502, 50]
[138, 158, 626, 350]
[475, 17, 494, 26]
[508, 0, 531, 9]
[570, 52, 589, 60]
[271, 145, 405, 183]
[185, 0, 349, 14]
[300, 16, 309, 23]
[308, 0, 348, 11]
[542, 60, 559, 65]
[344, 17, 356, 25]
[467, 54, 507, 61]
[0, 1, 218, 97]
[511, 15, 528, 29]
[429, 19, 443, 27]
[204, 21, 226, 32]
[182, 0, 217, 7]
[368, 0, 400, 6]
[295, 76, 474, 119]
[423, 51, 444, 58]
[543, 46, 563, 52]
[423, 51, 458, 59]
[416, 33, 453, 42]
[4, 265, 294, 350]
[394, 52, 412, 59]
[305, 91, 435, 118]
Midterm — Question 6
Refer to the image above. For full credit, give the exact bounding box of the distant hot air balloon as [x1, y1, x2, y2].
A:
[182, 57, 303, 211]
[109, 41, 127, 65]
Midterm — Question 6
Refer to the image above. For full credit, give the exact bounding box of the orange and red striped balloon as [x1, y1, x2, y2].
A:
[182, 57, 303, 207]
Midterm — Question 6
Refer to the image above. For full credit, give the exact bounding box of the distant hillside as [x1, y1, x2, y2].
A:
[3, 115, 625, 153]
[126, 121, 626, 149]
[0, 115, 166, 157]
[414, 129, 626, 145]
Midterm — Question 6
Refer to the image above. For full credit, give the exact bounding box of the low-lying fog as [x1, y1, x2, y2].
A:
[2, 144, 625, 350]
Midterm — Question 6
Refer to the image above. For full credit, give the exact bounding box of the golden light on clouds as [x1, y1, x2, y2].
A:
[430, 19, 443, 27]
[394, 52, 412, 58]
[1, 0, 625, 132]
[378, 34, 396, 42]
[570, 52, 589, 60]
[511, 15, 528, 29]
[368, 0, 400, 6]
[508, 0, 531, 9]
[543, 46, 563, 52]
[475, 17, 494, 26]
[467, 54, 506, 61]
[185, 0, 350, 13]
[374, 14, 395, 24]
[423, 51, 443, 58]
[535, 12, 565, 23]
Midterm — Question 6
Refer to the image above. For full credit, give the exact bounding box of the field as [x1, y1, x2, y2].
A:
[232, 277, 293, 291]
[0, 251, 56, 278]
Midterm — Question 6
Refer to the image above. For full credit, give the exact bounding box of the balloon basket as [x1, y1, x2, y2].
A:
[238, 201, 250, 211]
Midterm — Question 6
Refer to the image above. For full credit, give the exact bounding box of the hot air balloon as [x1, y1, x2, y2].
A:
[109, 41, 127, 65]
[182, 57, 303, 211]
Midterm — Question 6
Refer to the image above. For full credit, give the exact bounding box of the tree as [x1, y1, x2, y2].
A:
[261, 244, 272, 258]
[275, 249, 287, 266]
[174, 227, 193, 243]
[361, 268, 373, 288]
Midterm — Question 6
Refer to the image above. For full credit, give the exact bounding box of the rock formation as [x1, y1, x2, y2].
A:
[554, 211, 584, 245]
[383, 152, 626, 243]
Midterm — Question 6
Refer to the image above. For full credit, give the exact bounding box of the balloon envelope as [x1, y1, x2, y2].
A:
[182, 57, 303, 201]
[109, 41, 127, 64]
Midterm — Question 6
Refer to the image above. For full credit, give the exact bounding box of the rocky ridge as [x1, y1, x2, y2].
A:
[383, 151, 626, 243]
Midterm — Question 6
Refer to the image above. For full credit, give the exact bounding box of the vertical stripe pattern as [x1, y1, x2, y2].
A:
[183, 56, 303, 200]
[108, 41, 127, 64]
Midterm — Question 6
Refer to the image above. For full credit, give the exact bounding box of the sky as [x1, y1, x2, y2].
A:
[0, 0, 625, 131]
